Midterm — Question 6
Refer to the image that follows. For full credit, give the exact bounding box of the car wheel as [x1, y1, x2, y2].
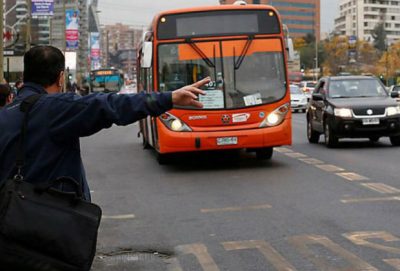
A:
[324, 121, 338, 148]
[390, 136, 400, 146]
[256, 147, 273, 160]
[302, 109, 306, 113]
[307, 119, 320, 144]
[369, 136, 380, 143]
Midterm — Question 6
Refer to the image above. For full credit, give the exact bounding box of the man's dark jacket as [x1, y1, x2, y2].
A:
[0, 83, 172, 201]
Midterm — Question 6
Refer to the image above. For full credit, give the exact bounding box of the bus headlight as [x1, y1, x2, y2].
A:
[260, 103, 290, 128]
[160, 113, 192, 132]
[387, 106, 400, 116]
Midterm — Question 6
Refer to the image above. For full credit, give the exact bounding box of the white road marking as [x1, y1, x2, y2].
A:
[284, 152, 308, 158]
[361, 183, 400, 194]
[315, 164, 345, 172]
[102, 214, 136, 220]
[341, 196, 400, 203]
[384, 259, 400, 270]
[298, 158, 324, 165]
[201, 204, 272, 213]
[275, 147, 293, 153]
[336, 172, 369, 181]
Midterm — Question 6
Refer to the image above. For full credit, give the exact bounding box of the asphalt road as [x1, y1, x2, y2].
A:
[82, 113, 400, 271]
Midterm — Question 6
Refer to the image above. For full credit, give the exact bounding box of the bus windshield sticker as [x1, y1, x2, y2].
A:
[244, 93, 262, 106]
[199, 90, 224, 109]
[232, 113, 250, 123]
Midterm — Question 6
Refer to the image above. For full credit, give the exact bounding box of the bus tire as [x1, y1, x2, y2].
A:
[157, 153, 170, 165]
[142, 135, 151, 149]
[256, 147, 273, 160]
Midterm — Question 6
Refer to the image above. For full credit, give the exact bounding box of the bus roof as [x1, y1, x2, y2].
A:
[151, 4, 279, 28]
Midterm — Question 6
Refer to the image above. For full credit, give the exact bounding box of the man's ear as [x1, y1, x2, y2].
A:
[6, 94, 13, 104]
[58, 71, 65, 87]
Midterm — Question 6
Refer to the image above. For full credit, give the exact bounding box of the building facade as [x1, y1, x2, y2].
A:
[220, 0, 321, 41]
[101, 23, 142, 79]
[334, 0, 400, 45]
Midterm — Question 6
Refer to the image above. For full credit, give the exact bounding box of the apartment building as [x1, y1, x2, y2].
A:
[334, 0, 400, 44]
[220, 0, 321, 41]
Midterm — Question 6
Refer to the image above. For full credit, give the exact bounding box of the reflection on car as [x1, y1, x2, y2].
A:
[306, 76, 400, 147]
[290, 84, 308, 113]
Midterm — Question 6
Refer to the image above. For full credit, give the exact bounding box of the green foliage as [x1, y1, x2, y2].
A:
[372, 23, 387, 52]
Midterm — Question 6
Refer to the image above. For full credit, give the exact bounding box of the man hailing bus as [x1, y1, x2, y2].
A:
[0, 45, 209, 201]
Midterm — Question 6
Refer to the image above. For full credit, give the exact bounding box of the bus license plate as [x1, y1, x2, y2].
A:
[217, 137, 238, 146]
[362, 118, 380, 125]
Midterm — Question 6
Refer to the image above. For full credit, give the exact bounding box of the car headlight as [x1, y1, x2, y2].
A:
[260, 103, 290, 127]
[334, 108, 352, 118]
[160, 113, 192, 132]
[387, 106, 400, 116]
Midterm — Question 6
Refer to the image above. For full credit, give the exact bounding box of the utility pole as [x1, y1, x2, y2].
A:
[26, 0, 31, 51]
[0, 0, 4, 83]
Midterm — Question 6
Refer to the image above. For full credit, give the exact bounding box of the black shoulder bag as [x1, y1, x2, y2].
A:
[0, 95, 102, 271]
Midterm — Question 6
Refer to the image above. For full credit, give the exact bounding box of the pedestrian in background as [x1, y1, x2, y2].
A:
[0, 45, 209, 201]
[0, 84, 13, 108]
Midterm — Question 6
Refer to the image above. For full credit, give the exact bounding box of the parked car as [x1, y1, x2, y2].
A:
[290, 84, 308, 113]
[306, 76, 400, 147]
[299, 81, 316, 98]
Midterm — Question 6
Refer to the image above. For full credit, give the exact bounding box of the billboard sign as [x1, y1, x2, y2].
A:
[90, 32, 101, 70]
[66, 9, 79, 50]
[32, 0, 54, 17]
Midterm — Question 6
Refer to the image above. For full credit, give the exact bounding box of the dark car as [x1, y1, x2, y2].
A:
[306, 76, 400, 147]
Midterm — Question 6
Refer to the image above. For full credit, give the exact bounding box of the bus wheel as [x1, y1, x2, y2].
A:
[142, 134, 151, 149]
[157, 153, 170, 165]
[256, 147, 273, 160]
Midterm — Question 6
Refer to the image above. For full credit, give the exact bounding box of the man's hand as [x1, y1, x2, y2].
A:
[172, 77, 210, 108]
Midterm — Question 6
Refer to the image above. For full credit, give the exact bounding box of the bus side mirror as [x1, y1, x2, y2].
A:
[141, 42, 153, 68]
[286, 38, 294, 62]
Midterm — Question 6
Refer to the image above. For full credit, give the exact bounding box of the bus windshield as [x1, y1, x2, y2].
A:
[158, 38, 286, 109]
[90, 70, 124, 92]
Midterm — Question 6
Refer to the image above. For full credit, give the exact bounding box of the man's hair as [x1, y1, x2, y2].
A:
[0, 84, 11, 107]
[23, 46, 65, 87]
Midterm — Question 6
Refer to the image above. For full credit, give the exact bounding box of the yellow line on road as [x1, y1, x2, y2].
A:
[315, 164, 345, 172]
[341, 196, 400, 203]
[361, 183, 400, 194]
[336, 172, 369, 181]
[201, 204, 272, 213]
[102, 214, 136, 220]
[384, 259, 400, 270]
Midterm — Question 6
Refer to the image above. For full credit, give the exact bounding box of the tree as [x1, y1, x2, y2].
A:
[321, 36, 349, 75]
[372, 23, 387, 52]
[304, 33, 315, 45]
[293, 37, 306, 50]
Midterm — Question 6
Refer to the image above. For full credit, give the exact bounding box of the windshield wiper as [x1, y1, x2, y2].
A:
[234, 35, 254, 70]
[185, 38, 215, 68]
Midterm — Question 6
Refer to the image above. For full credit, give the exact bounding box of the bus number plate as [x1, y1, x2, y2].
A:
[362, 118, 380, 125]
[217, 137, 238, 146]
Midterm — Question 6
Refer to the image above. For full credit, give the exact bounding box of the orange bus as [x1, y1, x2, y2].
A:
[137, 3, 293, 163]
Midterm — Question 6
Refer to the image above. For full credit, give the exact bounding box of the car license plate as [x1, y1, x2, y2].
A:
[217, 137, 238, 146]
[362, 118, 380, 125]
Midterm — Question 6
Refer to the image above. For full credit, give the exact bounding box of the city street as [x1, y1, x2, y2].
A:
[85, 113, 400, 271]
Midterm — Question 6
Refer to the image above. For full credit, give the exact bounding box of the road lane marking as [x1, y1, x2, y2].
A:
[336, 172, 369, 181]
[222, 240, 297, 271]
[176, 244, 220, 271]
[360, 183, 400, 194]
[289, 234, 378, 271]
[284, 152, 308, 158]
[341, 196, 400, 203]
[102, 214, 136, 220]
[343, 231, 400, 254]
[315, 164, 345, 172]
[201, 204, 272, 213]
[275, 147, 293, 153]
[384, 259, 400, 270]
[298, 158, 324, 165]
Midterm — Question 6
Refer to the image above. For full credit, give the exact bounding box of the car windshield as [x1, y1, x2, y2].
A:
[328, 78, 388, 98]
[158, 38, 286, 109]
[290, 85, 302, 94]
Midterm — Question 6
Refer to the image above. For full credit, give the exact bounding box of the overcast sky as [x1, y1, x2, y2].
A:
[98, 0, 339, 33]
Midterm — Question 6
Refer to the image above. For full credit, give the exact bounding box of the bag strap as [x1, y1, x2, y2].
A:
[14, 94, 44, 180]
